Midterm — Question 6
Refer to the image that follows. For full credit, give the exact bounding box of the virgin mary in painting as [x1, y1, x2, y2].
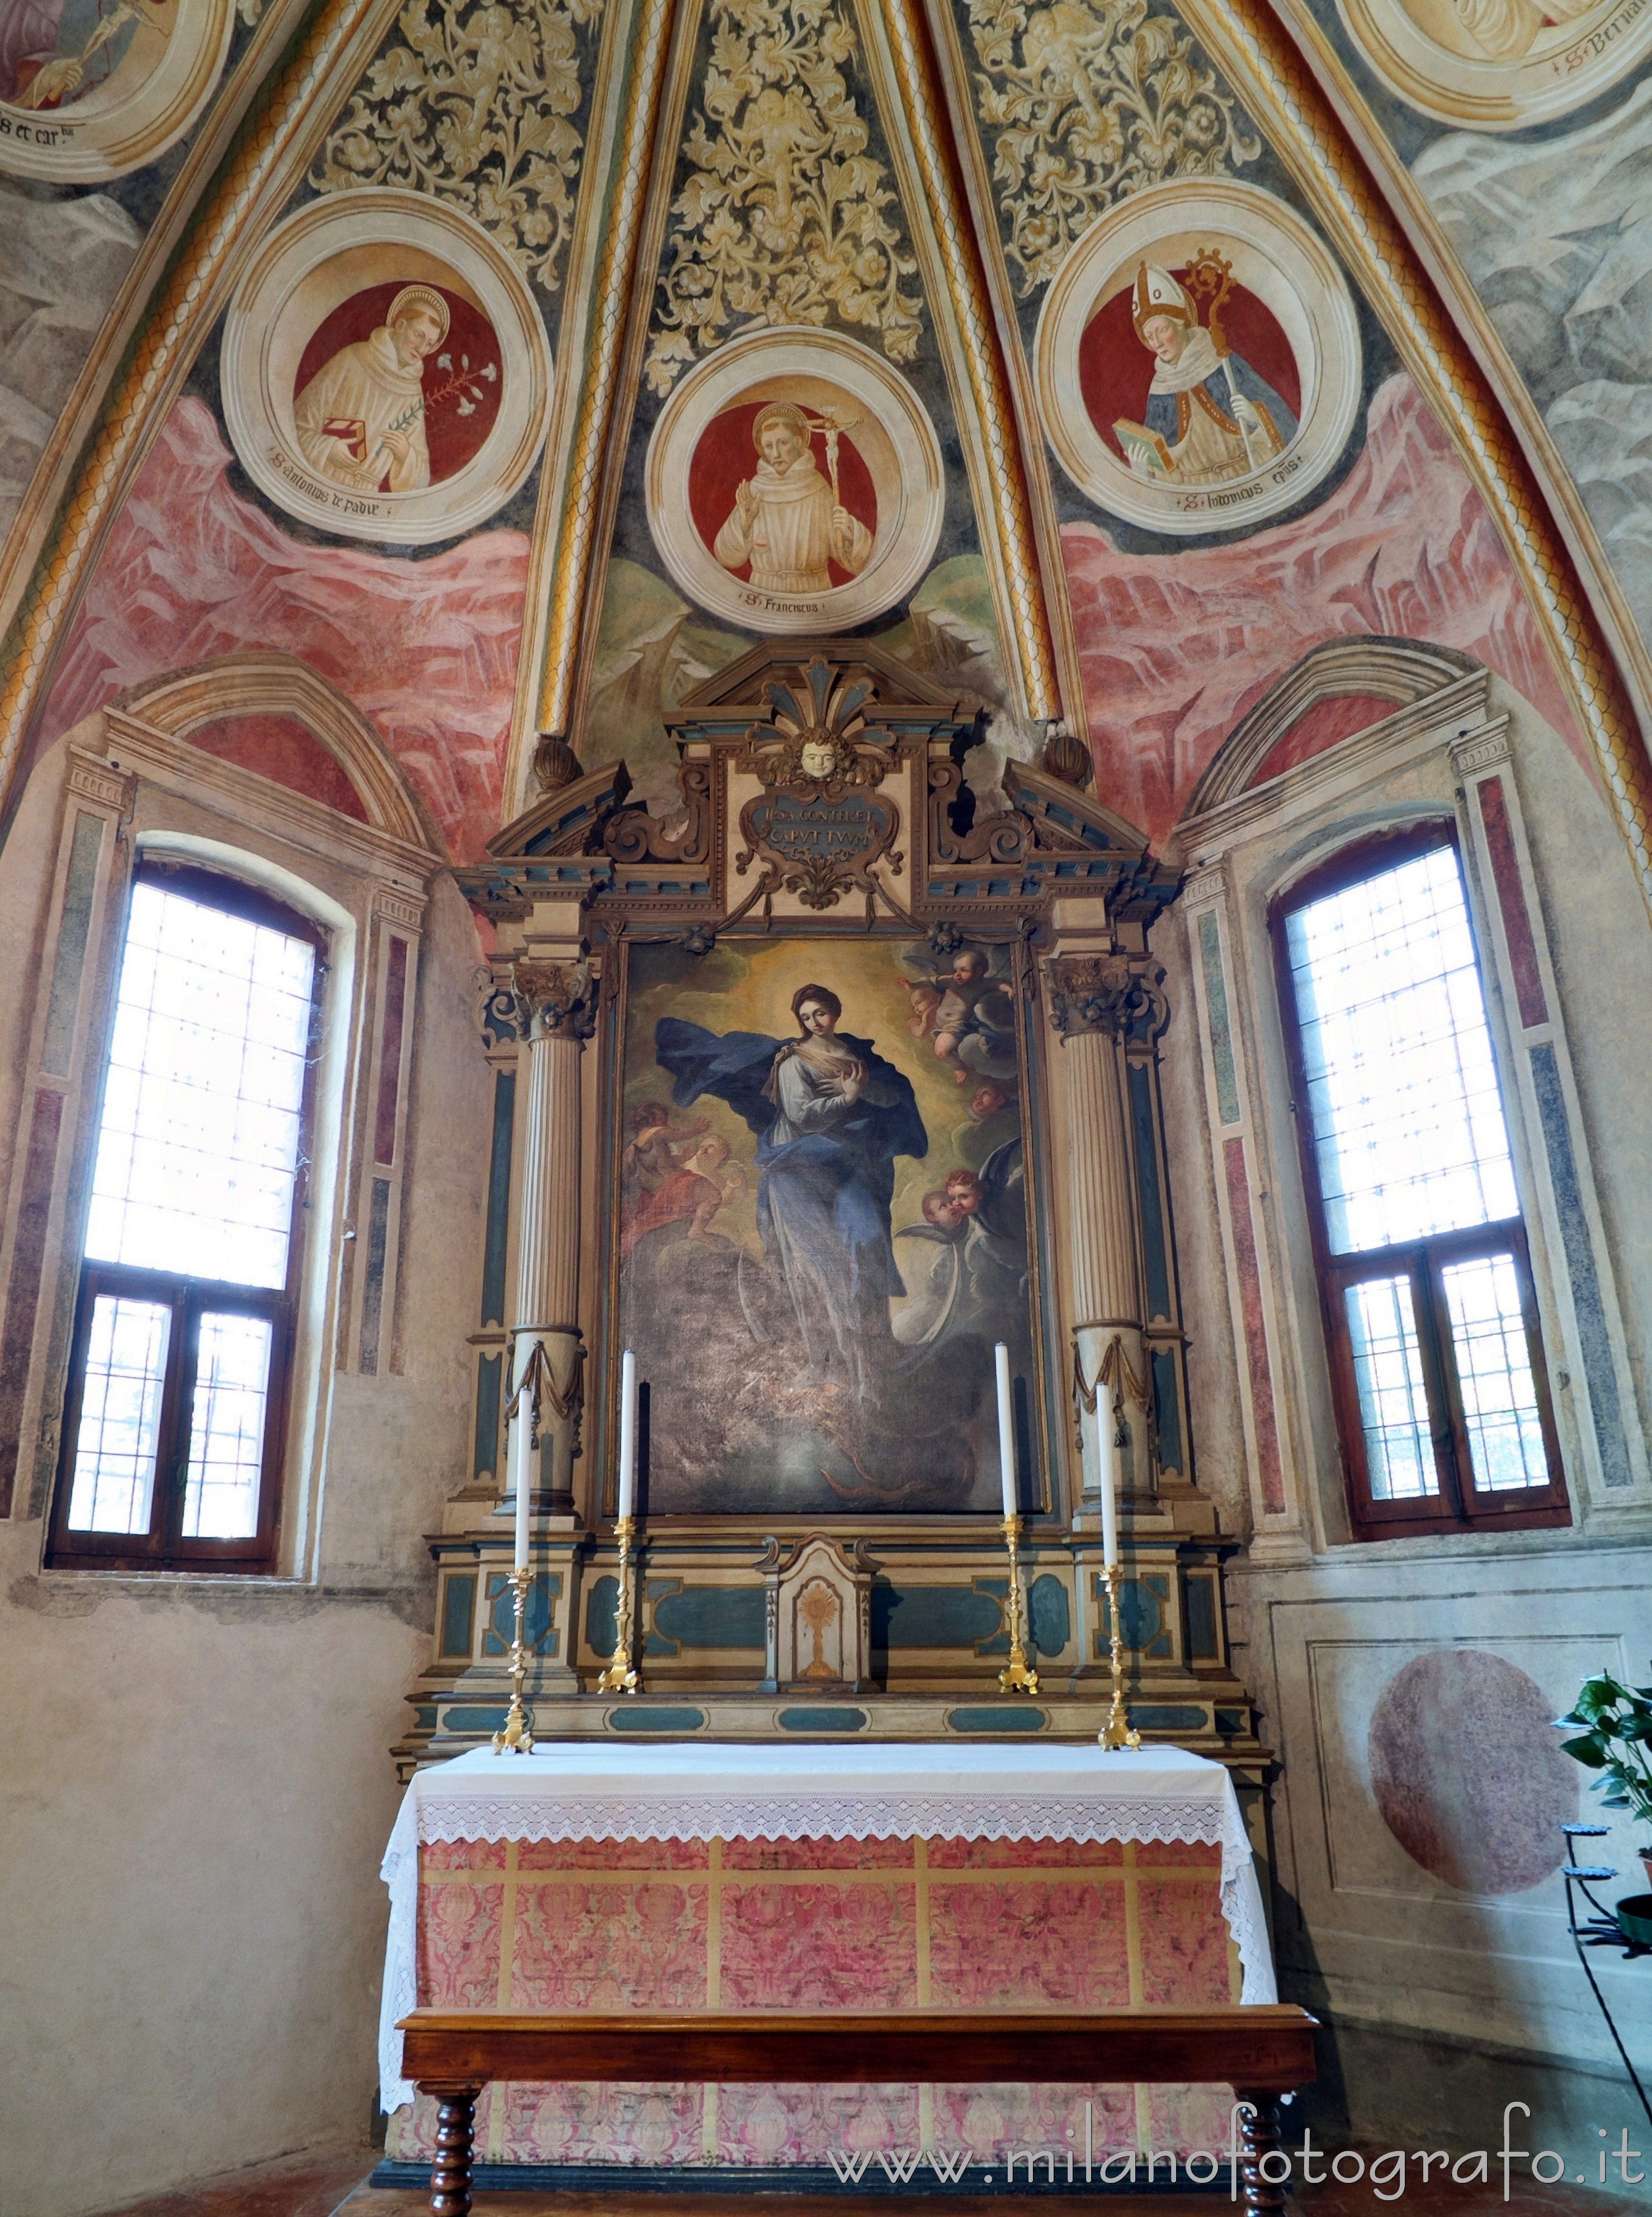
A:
[656, 982, 926, 1406]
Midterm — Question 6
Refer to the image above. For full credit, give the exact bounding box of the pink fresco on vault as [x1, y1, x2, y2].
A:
[1062, 373, 1589, 841]
[720, 1878, 918, 2007]
[928, 1877, 1132, 2007]
[32, 396, 527, 862]
[416, 1878, 503, 2010]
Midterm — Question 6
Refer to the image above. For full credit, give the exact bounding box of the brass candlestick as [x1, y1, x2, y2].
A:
[998, 1513, 1040, 1696]
[1099, 1559, 1142, 1749]
[597, 1513, 641, 1694]
[491, 1566, 536, 1754]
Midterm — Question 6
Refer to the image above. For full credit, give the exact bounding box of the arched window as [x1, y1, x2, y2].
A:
[46, 860, 327, 1570]
[1272, 822, 1568, 1538]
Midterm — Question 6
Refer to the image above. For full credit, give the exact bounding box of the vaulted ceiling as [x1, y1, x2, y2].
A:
[2, 0, 1649, 905]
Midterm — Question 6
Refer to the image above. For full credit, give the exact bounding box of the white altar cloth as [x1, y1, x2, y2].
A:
[379, 1739, 1275, 2108]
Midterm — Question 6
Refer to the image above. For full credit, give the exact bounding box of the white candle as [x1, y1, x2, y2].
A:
[510, 1343, 531, 1572]
[616, 1348, 638, 1521]
[994, 1342, 1017, 1520]
[1099, 1397, 1120, 1569]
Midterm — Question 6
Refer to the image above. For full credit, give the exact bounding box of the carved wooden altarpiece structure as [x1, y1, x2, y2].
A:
[399, 642, 1265, 1805]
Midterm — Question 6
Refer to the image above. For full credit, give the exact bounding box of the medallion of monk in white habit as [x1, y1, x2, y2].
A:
[1113, 258, 1297, 488]
[712, 401, 874, 596]
[293, 284, 450, 496]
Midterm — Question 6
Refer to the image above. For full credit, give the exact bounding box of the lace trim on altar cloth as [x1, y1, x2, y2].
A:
[378, 1791, 1276, 2109]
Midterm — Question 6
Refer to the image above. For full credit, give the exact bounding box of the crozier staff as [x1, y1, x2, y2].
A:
[712, 402, 874, 596]
[293, 283, 450, 496]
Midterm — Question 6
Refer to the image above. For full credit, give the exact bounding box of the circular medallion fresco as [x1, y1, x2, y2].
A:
[1035, 178, 1362, 538]
[0, 0, 234, 182]
[645, 328, 945, 635]
[220, 190, 553, 546]
[1368, 1650, 1578, 1894]
[1338, 0, 1652, 130]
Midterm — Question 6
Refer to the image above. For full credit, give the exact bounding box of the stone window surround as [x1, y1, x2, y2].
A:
[0, 658, 440, 1580]
[1174, 662, 1650, 1559]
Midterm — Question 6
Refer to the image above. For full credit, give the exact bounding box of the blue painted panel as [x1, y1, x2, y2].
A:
[1530, 1043, 1628, 1488]
[1129, 1060, 1172, 1322]
[1184, 1575, 1219, 1662]
[472, 1353, 502, 1483]
[440, 1572, 476, 1659]
[948, 1707, 1047, 1734]
[652, 1585, 767, 1650]
[779, 1707, 867, 1732]
[1151, 1348, 1183, 1479]
[586, 1574, 620, 1657]
[872, 1584, 1004, 1649]
[483, 1570, 559, 1656]
[414, 1706, 437, 1728]
[444, 1707, 507, 1731]
[1094, 1573, 1173, 1659]
[608, 1706, 706, 1733]
[1129, 1706, 1207, 1731]
[482, 1072, 515, 1328]
[1028, 1572, 1071, 1657]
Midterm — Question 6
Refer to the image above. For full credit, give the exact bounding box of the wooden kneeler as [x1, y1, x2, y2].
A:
[398, 2003, 1319, 2215]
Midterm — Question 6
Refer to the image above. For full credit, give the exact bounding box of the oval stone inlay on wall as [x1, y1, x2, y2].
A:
[1367, 1650, 1577, 1893]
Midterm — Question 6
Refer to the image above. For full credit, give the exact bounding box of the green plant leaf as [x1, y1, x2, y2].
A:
[1560, 1735, 1608, 1766]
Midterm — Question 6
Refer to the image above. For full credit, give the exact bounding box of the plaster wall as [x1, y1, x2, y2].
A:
[0, 740, 492, 2217]
[1153, 681, 1652, 2158]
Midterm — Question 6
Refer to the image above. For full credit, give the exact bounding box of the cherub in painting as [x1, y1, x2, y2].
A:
[897, 940, 1018, 1088]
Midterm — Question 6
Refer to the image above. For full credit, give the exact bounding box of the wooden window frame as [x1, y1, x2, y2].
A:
[1271, 821, 1570, 1540]
[46, 861, 325, 1573]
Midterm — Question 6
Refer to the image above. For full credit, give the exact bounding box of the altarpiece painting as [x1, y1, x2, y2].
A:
[615, 932, 1041, 1518]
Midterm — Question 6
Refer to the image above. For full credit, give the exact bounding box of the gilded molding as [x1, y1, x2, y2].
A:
[534, 0, 678, 741]
[0, 0, 402, 815]
[1173, 0, 1652, 927]
[870, 0, 1060, 723]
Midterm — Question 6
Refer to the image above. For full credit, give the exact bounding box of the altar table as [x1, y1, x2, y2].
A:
[379, 1741, 1275, 2172]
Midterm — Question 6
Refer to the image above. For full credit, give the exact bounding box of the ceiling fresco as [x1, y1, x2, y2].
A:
[0, 0, 1648, 897]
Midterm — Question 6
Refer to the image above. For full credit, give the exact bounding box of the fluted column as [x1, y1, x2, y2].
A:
[1045, 955, 1167, 1515]
[507, 960, 596, 1516]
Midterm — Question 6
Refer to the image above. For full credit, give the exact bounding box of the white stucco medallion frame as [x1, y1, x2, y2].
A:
[0, 0, 234, 182]
[1336, 0, 1652, 130]
[221, 189, 554, 546]
[1036, 178, 1362, 539]
[645, 327, 945, 635]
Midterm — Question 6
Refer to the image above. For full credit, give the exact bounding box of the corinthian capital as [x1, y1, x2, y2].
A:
[1044, 953, 1169, 1045]
[509, 959, 597, 1042]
